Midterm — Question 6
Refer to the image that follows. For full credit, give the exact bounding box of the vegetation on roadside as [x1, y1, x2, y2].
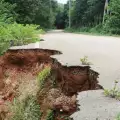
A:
[63, 0, 120, 36]
[0, 0, 44, 56]
[80, 56, 92, 65]
[0, 23, 42, 55]
[104, 80, 120, 100]
[37, 66, 51, 89]
[116, 113, 120, 120]
[10, 95, 41, 120]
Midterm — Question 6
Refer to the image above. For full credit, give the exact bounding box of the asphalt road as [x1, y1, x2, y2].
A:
[11, 30, 120, 120]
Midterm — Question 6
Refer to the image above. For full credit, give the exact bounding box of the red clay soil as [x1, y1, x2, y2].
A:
[0, 48, 102, 100]
[0, 49, 103, 120]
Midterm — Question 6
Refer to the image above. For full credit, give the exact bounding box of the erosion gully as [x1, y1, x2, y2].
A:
[0, 49, 103, 120]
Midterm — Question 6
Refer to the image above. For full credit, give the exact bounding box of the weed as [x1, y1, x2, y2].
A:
[10, 95, 41, 120]
[104, 80, 120, 100]
[46, 109, 54, 120]
[80, 56, 92, 65]
[37, 66, 51, 88]
[116, 113, 120, 120]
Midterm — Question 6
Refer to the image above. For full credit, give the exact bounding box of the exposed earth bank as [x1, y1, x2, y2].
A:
[0, 49, 102, 120]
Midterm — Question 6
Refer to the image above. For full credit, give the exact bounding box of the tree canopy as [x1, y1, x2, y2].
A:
[1, 0, 120, 34]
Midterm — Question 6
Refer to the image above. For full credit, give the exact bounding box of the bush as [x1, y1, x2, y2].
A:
[8, 23, 42, 45]
[0, 23, 12, 55]
[10, 95, 41, 120]
[89, 24, 104, 34]
[0, 23, 42, 55]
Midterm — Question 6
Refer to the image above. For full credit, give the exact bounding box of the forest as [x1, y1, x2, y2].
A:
[1, 0, 120, 33]
[0, 0, 120, 55]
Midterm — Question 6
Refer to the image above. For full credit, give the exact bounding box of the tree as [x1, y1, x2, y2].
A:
[83, 0, 105, 26]
[0, 0, 16, 23]
[104, 0, 120, 34]
[5, 0, 58, 28]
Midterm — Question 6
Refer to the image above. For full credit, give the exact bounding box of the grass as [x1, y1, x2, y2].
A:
[104, 80, 120, 100]
[37, 66, 51, 89]
[80, 56, 92, 65]
[64, 26, 120, 37]
[10, 95, 41, 120]
[103, 80, 120, 120]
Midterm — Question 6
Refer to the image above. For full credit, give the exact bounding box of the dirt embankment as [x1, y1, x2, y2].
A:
[0, 49, 102, 120]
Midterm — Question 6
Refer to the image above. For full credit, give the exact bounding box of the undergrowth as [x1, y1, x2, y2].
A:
[37, 66, 51, 88]
[65, 24, 115, 36]
[10, 95, 41, 120]
[0, 23, 43, 55]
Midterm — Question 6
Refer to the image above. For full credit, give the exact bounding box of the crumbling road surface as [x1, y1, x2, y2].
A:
[11, 30, 120, 120]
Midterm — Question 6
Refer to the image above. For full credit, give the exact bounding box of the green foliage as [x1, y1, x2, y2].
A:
[104, 80, 120, 100]
[8, 23, 41, 45]
[0, 0, 16, 23]
[63, 0, 120, 35]
[37, 66, 51, 88]
[62, 0, 105, 28]
[80, 56, 92, 65]
[104, 0, 120, 34]
[116, 113, 120, 120]
[10, 95, 41, 120]
[46, 110, 54, 120]
[0, 23, 41, 55]
[0, 23, 12, 55]
[6, 0, 58, 28]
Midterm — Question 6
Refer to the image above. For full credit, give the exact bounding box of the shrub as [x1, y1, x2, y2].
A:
[89, 24, 104, 34]
[0, 23, 12, 55]
[10, 95, 41, 120]
[0, 23, 42, 55]
[37, 66, 51, 88]
[8, 23, 42, 45]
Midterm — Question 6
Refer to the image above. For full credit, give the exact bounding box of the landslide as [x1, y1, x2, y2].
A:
[0, 49, 102, 120]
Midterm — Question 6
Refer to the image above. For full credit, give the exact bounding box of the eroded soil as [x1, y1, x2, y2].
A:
[0, 49, 102, 120]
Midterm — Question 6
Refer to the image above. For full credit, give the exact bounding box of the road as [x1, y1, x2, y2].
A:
[11, 30, 120, 120]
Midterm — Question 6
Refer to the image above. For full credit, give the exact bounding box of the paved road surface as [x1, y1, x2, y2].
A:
[11, 30, 120, 120]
